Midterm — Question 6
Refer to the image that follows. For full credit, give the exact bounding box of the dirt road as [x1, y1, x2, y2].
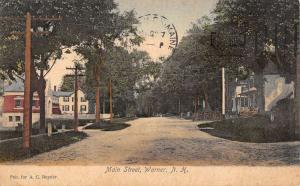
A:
[12, 117, 300, 165]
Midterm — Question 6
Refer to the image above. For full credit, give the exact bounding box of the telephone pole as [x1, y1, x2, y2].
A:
[0, 13, 62, 151]
[23, 12, 31, 150]
[296, 1, 300, 139]
[66, 65, 85, 132]
[222, 67, 226, 116]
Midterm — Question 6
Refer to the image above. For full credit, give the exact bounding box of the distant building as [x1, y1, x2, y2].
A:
[53, 89, 89, 115]
[1, 78, 60, 127]
[2, 79, 40, 127]
[45, 81, 61, 116]
[231, 63, 294, 115]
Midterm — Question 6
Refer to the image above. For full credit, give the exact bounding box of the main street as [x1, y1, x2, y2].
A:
[11, 117, 300, 166]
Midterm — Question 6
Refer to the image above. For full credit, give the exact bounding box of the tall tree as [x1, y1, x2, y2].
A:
[213, 0, 298, 112]
[0, 0, 142, 128]
[60, 74, 86, 92]
[156, 17, 225, 114]
[75, 8, 142, 123]
[0, 0, 77, 132]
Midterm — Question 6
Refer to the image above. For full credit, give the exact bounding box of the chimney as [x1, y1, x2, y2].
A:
[54, 85, 57, 91]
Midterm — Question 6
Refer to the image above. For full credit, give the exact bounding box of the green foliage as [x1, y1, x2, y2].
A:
[60, 75, 75, 91]
[104, 48, 161, 116]
[149, 0, 299, 114]
[0, 0, 143, 117]
[214, 0, 298, 76]
[153, 16, 223, 113]
[60, 63, 86, 91]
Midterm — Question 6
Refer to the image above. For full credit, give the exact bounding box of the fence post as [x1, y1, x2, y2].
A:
[47, 123, 52, 137]
[62, 124, 66, 131]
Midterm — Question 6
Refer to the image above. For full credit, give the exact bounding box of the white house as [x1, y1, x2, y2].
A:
[231, 63, 294, 115]
[53, 89, 89, 115]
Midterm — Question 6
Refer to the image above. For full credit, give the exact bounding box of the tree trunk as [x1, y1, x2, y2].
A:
[254, 70, 265, 113]
[194, 96, 197, 113]
[178, 97, 181, 114]
[103, 94, 105, 115]
[125, 101, 128, 117]
[95, 86, 100, 123]
[95, 63, 101, 123]
[37, 78, 46, 133]
[29, 65, 46, 133]
[203, 90, 212, 111]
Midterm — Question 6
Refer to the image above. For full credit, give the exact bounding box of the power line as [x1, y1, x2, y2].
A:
[65, 65, 85, 132]
[0, 12, 62, 151]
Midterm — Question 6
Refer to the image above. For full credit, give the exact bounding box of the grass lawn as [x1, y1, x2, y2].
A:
[198, 116, 295, 143]
[0, 129, 40, 140]
[0, 131, 87, 162]
[84, 120, 131, 131]
[42, 117, 136, 130]
[0, 119, 88, 140]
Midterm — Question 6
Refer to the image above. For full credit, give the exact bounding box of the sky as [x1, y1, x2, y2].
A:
[46, 0, 218, 89]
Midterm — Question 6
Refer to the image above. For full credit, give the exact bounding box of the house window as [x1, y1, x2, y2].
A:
[241, 97, 248, 107]
[81, 97, 86, 102]
[241, 86, 248, 93]
[63, 97, 69, 102]
[80, 105, 86, 112]
[72, 105, 74, 111]
[62, 106, 65, 111]
[65, 105, 69, 111]
[9, 116, 13, 122]
[72, 97, 74, 102]
[241, 98, 244, 107]
[15, 116, 21, 121]
[15, 99, 22, 108]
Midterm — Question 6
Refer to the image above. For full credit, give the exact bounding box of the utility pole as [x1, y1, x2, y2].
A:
[74, 67, 78, 131]
[23, 12, 31, 150]
[66, 65, 85, 131]
[222, 67, 226, 116]
[296, 0, 300, 139]
[0, 13, 62, 151]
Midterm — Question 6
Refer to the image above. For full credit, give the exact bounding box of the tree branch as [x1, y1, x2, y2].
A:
[43, 58, 58, 78]
[44, 52, 54, 64]
[12, 71, 24, 81]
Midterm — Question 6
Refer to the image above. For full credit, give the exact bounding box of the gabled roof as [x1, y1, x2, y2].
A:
[52, 91, 73, 97]
[4, 78, 24, 92]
